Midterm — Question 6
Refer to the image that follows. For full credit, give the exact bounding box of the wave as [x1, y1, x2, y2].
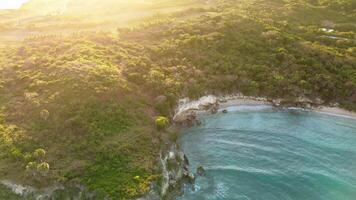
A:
[205, 165, 279, 176]
[180, 107, 356, 200]
[205, 166, 356, 189]
[315, 111, 356, 120]
[206, 138, 279, 153]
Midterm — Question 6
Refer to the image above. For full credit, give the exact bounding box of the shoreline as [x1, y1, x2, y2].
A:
[313, 106, 356, 120]
[220, 98, 356, 120]
[173, 95, 356, 124]
[165, 94, 356, 200]
[219, 98, 272, 108]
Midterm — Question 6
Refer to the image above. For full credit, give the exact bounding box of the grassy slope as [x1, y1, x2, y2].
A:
[0, 0, 355, 199]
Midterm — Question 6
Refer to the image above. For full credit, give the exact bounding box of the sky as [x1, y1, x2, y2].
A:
[0, 0, 28, 9]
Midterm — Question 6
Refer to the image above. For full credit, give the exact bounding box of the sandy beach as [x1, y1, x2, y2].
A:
[219, 97, 356, 120]
[219, 98, 272, 108]
[314, 106, 356, 120]
[174, 95, 356, 123]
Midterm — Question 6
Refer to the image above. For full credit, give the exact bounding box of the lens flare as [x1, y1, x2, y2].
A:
[0, 0, 28, 9]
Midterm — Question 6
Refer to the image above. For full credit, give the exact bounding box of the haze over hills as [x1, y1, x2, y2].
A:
[20, 0, 69, 14]
[0, 0, 211, 43]
[0, 0, 28, 9]
[20, 0, 178, 15]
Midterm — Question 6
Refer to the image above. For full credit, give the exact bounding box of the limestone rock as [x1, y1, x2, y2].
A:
[173, 95, 218, 125]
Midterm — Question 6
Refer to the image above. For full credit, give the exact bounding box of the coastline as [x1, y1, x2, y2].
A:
[145, 94, 356, 200]
[314, 106, 356, 120]
[220, 98, 356, 120]
[219, 99, 272, 108]
[175, 98, 356, 200]
[173, 95, 356, 124]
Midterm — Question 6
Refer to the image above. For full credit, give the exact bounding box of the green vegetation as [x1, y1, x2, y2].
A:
[155, 116, 170, 130]
[0, 0, 355, 199]
[83, 154, 157, 199]
[0, 185, 22, 200]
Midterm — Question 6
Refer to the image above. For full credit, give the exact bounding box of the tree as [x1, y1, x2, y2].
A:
[155, 116, 169, 130]
[33, 149, 46, 161]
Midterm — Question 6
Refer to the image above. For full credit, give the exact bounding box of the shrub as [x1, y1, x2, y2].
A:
[155, 116, 169, 130]
[26, 162, 37, 171]
[10, 148, 23, 160]
[40, 109, 50, 120]
[25, 162, 37, 177]
[23, 153, 33, 162]
[33, 149, 46, 161]
[37, 162, 50, 172]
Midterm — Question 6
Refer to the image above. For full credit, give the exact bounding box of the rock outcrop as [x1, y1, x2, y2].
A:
[173, 95, 218, 126]
[275, 96, 326, 109]
[173, 94, 331, 126]
[196, 166, 206, 176]
[159, 144, 194, 199]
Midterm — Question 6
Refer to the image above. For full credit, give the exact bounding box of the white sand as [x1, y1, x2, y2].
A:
[219, 99, 271, 109]
[174, 95, 356, 121]
[314, 106, 356, 120]
[220, 98, 356, 120]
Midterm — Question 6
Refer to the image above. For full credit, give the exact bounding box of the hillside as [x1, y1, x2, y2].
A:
[0, 0, 355, 199]
[0, 0, 211, 44]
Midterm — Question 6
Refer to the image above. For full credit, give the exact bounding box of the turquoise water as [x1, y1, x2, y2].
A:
[178, 105, 356, 200]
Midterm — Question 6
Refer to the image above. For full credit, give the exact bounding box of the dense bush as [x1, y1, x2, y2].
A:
[155, 116, 170, 130]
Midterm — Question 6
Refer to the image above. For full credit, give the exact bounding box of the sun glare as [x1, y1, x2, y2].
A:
[0, 0, 28, 9]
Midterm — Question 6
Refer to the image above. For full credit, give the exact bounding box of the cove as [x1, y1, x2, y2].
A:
[178, 105, 356, 200]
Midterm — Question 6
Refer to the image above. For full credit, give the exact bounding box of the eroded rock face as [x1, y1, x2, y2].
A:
[159, 144, 194, 199]
[173, 95, 218, 126]
[272, 99, 283, 106]
[315, 98, 325, 105]
[277, 96, 326, 109]
[174, 94, 330, 125]
[0, 180, 35, 196]
[136, 190, 161, 200]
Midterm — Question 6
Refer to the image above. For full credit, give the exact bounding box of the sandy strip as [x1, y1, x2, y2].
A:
[219, 99, 272, 109]
[219, 98, 356, 120]
[314, 106, 356, 120]
[174, 95, 356, 121]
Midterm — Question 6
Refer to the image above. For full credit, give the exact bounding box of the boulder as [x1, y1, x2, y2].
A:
[296, 96, 313, 108]
[155, 95, 167, 104]
[314, 98, 324, 105]
[197, 166, 206, 176]
[272, 99, 283, 106]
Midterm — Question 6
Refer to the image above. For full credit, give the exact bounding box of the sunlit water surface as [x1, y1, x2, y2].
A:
[178, 105, 356, 200]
